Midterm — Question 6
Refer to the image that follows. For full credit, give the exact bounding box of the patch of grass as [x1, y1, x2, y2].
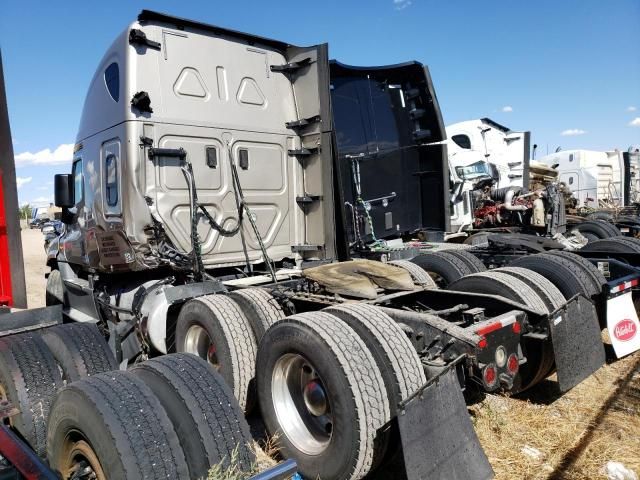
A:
[208, 437, 280, 480]
[470, 353, 640, 479]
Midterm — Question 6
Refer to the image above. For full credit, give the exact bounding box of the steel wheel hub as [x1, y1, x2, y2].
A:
[272, 353, 333, 455]
[184, 325, 220, 369]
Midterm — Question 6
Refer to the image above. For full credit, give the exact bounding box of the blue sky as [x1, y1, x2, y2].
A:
[1, 0, 639, 206]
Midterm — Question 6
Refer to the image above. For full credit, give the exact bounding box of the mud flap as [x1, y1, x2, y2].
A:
[397, 367, 493, 480]
[549, 296, 606, 392]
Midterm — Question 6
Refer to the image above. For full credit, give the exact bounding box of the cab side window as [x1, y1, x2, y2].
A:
[452, 134, 471, 149]
[105, 154, 118, 206]
[72, 159, 83, 205]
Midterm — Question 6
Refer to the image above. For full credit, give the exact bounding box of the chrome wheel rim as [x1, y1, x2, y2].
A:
[184, 325, 219, 369]
[272, 353, 333, 455]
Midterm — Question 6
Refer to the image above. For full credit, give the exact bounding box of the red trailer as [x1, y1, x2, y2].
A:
[0, 50, 27, 308]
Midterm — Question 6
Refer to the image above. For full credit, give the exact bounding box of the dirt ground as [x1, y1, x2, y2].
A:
[20, 228, 640, 479]
[21, 228, 47, 309]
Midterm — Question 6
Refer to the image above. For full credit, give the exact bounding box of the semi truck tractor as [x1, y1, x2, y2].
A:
[1, 10, 638, 480]
[0, 11, 524, 480]
[446, 118, 640, 239]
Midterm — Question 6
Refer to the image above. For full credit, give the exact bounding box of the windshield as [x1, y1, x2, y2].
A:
[455, 161, 493, 181]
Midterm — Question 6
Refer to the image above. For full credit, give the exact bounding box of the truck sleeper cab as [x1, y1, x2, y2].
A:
[36, 10, 513, 480]
[28, 9, 636, 480]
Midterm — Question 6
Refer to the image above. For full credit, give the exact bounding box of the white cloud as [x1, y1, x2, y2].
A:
[394, 0, 412, 10]
[16, 176, 32, 189]
[501, 105, 513, 113]
[15, 143, 74, 166]
[30, 196, 53, 205]
[561, 128, 587, 136]
[629, 117, 640, 127]
[627, 106, 637, 112]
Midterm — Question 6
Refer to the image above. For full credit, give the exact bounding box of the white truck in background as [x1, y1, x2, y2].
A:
[445, 118, 640, 240]
[537, 147, 640, 210]
[445, 118, 560, 236]
[447, 117, 530, 190]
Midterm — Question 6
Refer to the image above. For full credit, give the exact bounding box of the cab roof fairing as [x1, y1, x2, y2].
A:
[76, 10, 326, 145]
[329, 59, 447, 144]
[75, 26, 130, 144]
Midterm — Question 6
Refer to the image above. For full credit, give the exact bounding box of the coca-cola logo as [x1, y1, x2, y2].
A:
[613, 319, 637, 342]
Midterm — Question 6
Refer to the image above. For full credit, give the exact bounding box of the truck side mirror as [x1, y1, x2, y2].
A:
[54, 174, 74, 208]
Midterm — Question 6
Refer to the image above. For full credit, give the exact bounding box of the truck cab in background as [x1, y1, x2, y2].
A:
[537, 147, 640, 210]
[445, 118, 564, 237]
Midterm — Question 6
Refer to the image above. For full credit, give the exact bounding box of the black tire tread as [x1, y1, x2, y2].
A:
[283, 311, 390, 480]
[325, 304, 426, 412]
[574, 219, 621, 239]
[47, 371, 189, 478]
[388, 260, 438, 288]
[582, 236, 640, 253]
[45, 269, 63, 306]
[0, 333, 63, 456]
[228, 288, 285, 340]
[196, 295, 258, 411]
[440, 249, 487, 273]
[132, 354, 254, 476]
[410, 251, 475, 286]
[40, 322, 117, 381]
[495, 267, 565, 311]
[547, 251, 607, 289]
[448, 271, 548, 313]
[511, 253, 600, 299]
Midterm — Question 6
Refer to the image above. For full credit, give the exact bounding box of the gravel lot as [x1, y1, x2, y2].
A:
[21, 228, 47, 308]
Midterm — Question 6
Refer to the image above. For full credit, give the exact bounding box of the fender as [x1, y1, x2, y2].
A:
[139, 281, 225, 353]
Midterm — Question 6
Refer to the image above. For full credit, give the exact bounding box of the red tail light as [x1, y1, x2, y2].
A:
[512, 321, 521, 334]
[507, 354, 519, 375]
[482, 364, 498, 388]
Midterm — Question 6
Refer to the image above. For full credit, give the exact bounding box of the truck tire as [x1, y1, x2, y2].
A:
[547, 250, 607, 290]
[586, 211, 615, 222]
[45, 269, 63, 306]
[388, 259, 438, 288]
[494, 267, 565, 312]
[463, 232, 490, 246]
[615, 215, 640, 227]
[442, 249, 487, 273]
[572, 220, 621, 241]
[447, 271, 548, 314]
[47, 371, 189, 479]
[256, 311, 390, 480]
[511, 253, 605, 334]
[599, 219, 624, 236]
[511, 253, 601, 299]
[410, 251, 477, 286]
[325, 304, 426, 413]
[447, 272, 552, 391]
[175, 295, 257, 411]
[40, 323, 118, 382]
[132, 354, 254, 479]
[228, 288, 285, 340]
[493, 267, 565, 380]
[0, 333, 63, 457]
[581, 236, 640, 254]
